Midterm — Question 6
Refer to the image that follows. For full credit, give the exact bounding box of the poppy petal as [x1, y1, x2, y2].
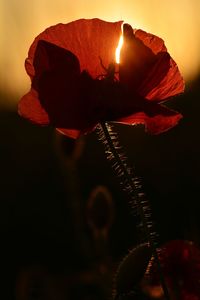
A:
[56, 128, 81, 139]
[119, 23, 157, 91]
[18, 89, 50, 125]
[19, 19, 184, 137]
[149, 240, 200, 298]
[137, 51, 171, 100]
[25, 19, 123, 80]
[135, 29, 185, 100]
[134, 29, 167, 54]
[32, 39, 81, 90]
[19, 40, 100, 131]
[117, 103, 182, 135]
[33, 40, 84, 129]
[119, 26, 184, 101]
[143, 57, 185, 101]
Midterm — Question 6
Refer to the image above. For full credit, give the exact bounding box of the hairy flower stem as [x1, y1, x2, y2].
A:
[97, 122, 170, 300]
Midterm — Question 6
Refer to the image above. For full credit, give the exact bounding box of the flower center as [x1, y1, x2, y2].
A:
[98, 57, 117, 82]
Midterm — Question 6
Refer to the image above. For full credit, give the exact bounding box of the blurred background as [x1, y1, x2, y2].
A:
[1, 0, 200, 299]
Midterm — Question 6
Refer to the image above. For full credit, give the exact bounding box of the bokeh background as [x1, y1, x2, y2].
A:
[1, 0, 200, 299]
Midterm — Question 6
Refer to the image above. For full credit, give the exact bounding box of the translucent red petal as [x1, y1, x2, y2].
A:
[18, 19, 184, 138]
[18, 89, 50, 125]
[120, 27, 185, 101]
[117, 104, 182, 135]
[136, 29, 185, 100]
[25, 19, 123, 79]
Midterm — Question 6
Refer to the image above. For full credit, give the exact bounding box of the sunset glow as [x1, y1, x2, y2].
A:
[1, 0, 200, 108]
[115, 35, 123, 64]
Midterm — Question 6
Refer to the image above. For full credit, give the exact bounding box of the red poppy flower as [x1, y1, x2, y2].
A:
[18, 18, 184, 138]
[146, 240, 200, 300]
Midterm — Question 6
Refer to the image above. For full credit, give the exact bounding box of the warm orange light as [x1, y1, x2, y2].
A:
[115, 34, 123, 64]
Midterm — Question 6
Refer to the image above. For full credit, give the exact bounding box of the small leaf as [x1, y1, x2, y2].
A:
[114, 243, 152, 297]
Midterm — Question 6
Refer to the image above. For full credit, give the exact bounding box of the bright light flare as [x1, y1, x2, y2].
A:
[115, 34, 123, 64]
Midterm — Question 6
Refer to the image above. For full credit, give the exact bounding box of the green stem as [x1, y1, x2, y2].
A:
[98, 122, 170, 300]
